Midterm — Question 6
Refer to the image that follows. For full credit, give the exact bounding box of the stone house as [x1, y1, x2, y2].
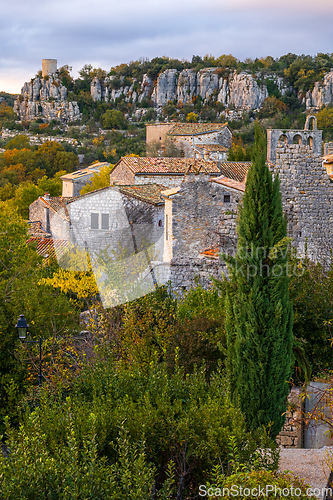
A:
[109, 157, 223, 188]
[29, 193, 72, 241]
[161, 173, 247, 290]
[192, 144, 228, 161]
[28, 118, 333, 292]
[68, 183, 165, 257]
[146, 122, 232, 158]
[61, 162, 109, 197]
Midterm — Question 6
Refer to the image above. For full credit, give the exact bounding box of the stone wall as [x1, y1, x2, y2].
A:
[69, 187, 163, 258]
[166, 174, 241, 289]
[267, 122, 322, 164]
[271, 144, 333, 263]
[277, 387, 304, 448]
[110, 162, 135, 185]
[29, 198, 69, 240]
[170, 257, 225, 290]
[172, 128, 232, 158]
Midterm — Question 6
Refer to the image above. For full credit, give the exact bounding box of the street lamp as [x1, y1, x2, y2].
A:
[15, 315, 43, 386]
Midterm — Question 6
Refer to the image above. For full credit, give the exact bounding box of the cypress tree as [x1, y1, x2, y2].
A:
[224, 123, 293, 438]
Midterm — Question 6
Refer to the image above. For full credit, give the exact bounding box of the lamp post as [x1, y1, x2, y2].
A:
[15, 315, 43, 386]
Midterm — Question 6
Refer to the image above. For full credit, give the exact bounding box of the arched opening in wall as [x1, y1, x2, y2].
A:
[307, 136, 313, 149]
[308, 117, 316, 130]
[158, 219, 163, 227]
[278, 134, 288, 144]
[293, 134, 302, 145]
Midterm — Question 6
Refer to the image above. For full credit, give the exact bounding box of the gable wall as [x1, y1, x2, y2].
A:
[172, 128, 232, 158]
[110, 161, 135, 185]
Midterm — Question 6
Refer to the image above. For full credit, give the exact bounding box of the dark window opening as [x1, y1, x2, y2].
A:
[91, 213, 99, 229]
[101, 213, 109, 230]
[224, 194, 231, 203]
[158, 219, 163, 227]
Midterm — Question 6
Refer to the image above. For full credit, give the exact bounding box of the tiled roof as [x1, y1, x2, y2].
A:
[323, 154, 333, 164]
[119, 184, 167, 205]
[39, 196, 77, 221]
[194, 144, 229, 152]
[27, 220, 51, 238]
[118, 157, 221, 174]
[211, 175, 246, 192]
[161, 187, 181, 198]
[27, 237, 69, 258]
[60, 163, 109, 181]
[167, 122, 229, 136]
[218, 162, 251, 182]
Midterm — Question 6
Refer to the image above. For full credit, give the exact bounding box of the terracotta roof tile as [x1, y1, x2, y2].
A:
[27, 220, 51, 238]
[323, 154, 333, 164]
[211, 175, 246, 192]
[40, 196, 77, 221]
[119, 157, 221, 174]
[218, 162, 251, 182]
[119, 184, 166, 205]
[167, 122, 229, 136]
[60, 163, 109, 180]
[27, 237, 69, 258]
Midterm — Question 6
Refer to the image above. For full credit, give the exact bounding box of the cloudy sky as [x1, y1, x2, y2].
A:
[1, 0, 333, 94]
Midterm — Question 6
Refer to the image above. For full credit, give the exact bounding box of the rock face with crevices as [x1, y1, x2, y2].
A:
[90, 68, 291, 111]
[306, 69, 333, 110]
[14, 76, 81, 123]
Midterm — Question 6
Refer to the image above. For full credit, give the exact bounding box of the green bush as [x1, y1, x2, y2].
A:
[203, 469, 316, 499]
[0, 358, 278, 498]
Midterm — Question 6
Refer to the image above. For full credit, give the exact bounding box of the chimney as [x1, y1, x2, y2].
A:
[44, 192, 50, 200]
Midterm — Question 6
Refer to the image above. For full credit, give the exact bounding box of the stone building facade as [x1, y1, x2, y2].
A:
[61, 162, 109, 197]
[68, 184, 164, 256]
[161, 173, 245, 290]
[271, 143, 333, 263]
[267, 116, 322, 164]
[110, 157, 222, 188]
[29, 194, 71, 241]
[146, 122, 232, 158]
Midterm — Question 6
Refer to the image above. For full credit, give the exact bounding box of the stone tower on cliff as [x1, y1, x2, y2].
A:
[42, 59, 57, 78]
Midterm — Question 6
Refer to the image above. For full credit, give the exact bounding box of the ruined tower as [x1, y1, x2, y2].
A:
[266, 116, 322, 164]
[42, 59, 57, 78]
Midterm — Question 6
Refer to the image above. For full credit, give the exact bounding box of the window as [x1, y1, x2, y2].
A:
[158, 219, 163, 227]
[224, 194, 231, 203]
[91, 213, 99, 229]
[90, 213, 110, 230]
[101, 213, 109, 230]
[165, 214, 168, 240]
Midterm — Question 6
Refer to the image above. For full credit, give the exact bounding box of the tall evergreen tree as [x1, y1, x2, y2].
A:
[224, 123, 293, 438]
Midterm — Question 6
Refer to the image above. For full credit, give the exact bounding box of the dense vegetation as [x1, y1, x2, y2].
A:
[0, 53, 333, 498]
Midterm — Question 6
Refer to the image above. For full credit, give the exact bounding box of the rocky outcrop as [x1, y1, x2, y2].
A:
[306, 69, 333, 110]
[90, 68, 289, 111]
[151, 69, 178, 106]
[14, 76, 81, 123]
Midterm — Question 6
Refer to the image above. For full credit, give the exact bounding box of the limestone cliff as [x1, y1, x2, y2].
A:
[90, 68, 290, 112]
[14, 76, 81, 123]
[306, 69, 333, 109]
